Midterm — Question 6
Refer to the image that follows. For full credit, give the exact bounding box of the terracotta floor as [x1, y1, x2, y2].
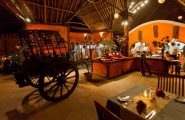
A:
[0, 69, 184, 120]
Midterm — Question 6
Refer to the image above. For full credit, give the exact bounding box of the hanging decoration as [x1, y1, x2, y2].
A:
[153, 25, 158, 38]
[173, 26, 179, 39]
[114, 13, 119, 19]
[178, 16, 182, 20]
[138, 31, 142, 41]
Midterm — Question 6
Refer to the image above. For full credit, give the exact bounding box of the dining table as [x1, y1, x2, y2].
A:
[106, 84, 185, 120]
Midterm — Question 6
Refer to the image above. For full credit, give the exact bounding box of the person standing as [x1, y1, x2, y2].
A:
[181, 45, 185, 71]
[95, 42, 101, 57]
[169, 42, 179, 60]
[138, 42, 145, 51]
[71, 42, 77, 61]
[83, 45, 89, 58]
[76, 42, 81, 60]
[168, 42, 180, 73]
[140, 52, 152, 76]
[130, 43, 136, 55]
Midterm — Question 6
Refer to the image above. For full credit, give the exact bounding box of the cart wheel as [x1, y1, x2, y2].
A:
[25, 75, 40, 88]
[38, 60, 79, 102]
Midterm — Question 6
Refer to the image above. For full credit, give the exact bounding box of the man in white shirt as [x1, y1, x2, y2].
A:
[169, 42, 180, 60]
[95, 42, 101, 57]
[168, 42, 180, 74]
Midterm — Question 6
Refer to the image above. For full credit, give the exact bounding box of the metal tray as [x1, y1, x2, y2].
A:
[175, 96, 185, 103]
[117, 96, 130, 102]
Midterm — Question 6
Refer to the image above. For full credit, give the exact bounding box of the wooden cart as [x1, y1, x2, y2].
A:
[16, 30, 79, 102]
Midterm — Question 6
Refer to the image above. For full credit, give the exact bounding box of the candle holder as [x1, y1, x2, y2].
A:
[142, 90, 149, 99]
[149, 87, 156, 99]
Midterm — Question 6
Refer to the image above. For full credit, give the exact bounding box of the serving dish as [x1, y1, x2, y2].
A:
[175, 96, 185, 103]
[117, 96, 130, 102]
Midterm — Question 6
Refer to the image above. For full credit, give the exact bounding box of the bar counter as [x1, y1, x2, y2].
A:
[92, 57, 168, 78]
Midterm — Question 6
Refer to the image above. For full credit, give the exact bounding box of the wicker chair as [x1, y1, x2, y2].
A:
[157, 73, 185, 97]
[94, 101, 121, 120]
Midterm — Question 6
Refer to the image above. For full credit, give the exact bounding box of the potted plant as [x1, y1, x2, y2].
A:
[82, 58, 93, 81]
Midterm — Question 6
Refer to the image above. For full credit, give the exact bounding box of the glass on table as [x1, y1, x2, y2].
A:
[142, 90, 149, 98]
[148, 87, 156, 100]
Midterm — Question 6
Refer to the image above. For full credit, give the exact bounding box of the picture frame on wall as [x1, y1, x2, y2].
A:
[138, 31, 142, 41]
[153, 25, 158, 38]
[173, 26, 179, 39]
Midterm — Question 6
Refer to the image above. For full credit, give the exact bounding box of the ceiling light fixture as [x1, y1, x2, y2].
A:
[114, 13, 119, 19]
[99, 32, 103, 37]
[158, 0, 165, 4]
[26, 18, 30, 22]
[178, 16, 183, 20]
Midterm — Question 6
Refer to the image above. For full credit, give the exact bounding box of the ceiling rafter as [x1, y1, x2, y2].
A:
[79, 11, 92, 32]
[63, 0, 88, 24]
[24, 3, 39, 21]
[68, 22, 87, 26]
[23, 0, 74, 13]
[93, 3, 110, 30]
[80, 6, 112, 16]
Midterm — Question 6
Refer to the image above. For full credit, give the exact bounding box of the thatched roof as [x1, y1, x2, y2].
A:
[0, 0, 185, 34]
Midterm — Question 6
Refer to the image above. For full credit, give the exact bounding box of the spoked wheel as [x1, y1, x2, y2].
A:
[38, 60, 79, 102]
[25, 75, 40, 88]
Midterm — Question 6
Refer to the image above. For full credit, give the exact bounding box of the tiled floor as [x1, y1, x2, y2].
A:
[0, 69, 183, 120]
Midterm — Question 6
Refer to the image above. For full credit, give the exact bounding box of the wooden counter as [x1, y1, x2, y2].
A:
[92, 57, 168, 78]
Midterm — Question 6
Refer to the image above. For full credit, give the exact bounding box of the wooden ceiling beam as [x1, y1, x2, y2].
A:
[24, 3, 39, 21]
[68, 22, 87, 26]
[79, 11, 92, 32]
[88, 20, 113, 25]
[69, 26, 90, 31]
[102, 0, 123, 11]
[93, 3, 110, 30]
[23, 0, 74, 13]
[79, 6, 111, 16]
[64, 0, 88, 24]
[59, 0, 65, 23]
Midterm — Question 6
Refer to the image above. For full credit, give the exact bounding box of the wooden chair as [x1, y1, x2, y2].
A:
[157, 73, 185, 97]
[94, 101, 121, 120]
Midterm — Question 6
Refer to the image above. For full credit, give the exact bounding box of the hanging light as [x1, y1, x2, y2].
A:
[84, 33, 87, 37]
[158, 0, 165, 4]
[114, 13, 119, 19]
[178, 16, 183, 20]
[99, 32, 103, 38]
[26, 18, 30, 22]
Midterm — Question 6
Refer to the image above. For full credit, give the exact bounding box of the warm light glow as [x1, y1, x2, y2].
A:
[114, 13, 119, 19]
[178, 16, 182, 20]
[99, 32, 103, 37]
[124, 21, 128, 25]
[26, 18, 30, 22]
[141, 3, 144, 7]
[158, 0, 165, 4]
[142, 90, 149, 98]
[122, 21, 128, 25]
[131, 2, 134, 5]
[84, 33, 87, 37]
[145, 0, 148, 3]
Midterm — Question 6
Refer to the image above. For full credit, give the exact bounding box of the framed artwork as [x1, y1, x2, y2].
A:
[138, 31, 142, 41]
[153, 25, 158, 38]
[173, 26, 179, 39]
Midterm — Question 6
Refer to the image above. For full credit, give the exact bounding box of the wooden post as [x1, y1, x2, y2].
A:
[124, 24, 129, 55]
[121, 0, 129, 56]
[43, 0, 46, 23]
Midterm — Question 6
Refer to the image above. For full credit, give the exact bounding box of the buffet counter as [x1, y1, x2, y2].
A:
[92, 57, 168, 78]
